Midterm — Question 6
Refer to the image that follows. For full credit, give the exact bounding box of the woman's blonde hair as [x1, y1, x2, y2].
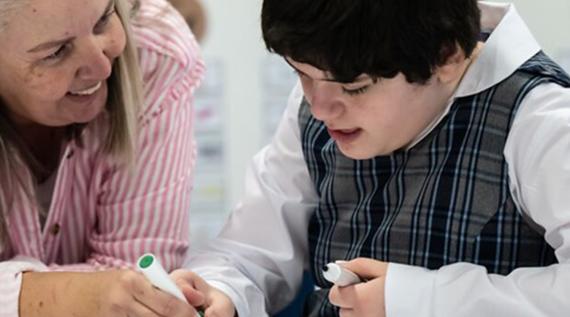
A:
[0, 0, 144, 249]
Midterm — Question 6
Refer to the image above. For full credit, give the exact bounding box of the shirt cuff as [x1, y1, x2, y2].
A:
[0, 256, 48, 317]
[385, 263, 436, 317]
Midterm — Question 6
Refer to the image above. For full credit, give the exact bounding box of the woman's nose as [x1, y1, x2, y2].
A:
[75, 37, 115, 80]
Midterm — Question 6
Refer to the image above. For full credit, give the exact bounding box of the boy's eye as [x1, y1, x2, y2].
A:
[342, 85, 370, 96]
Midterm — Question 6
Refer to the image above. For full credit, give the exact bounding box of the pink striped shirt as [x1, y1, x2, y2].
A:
[0, 0, 204, 315]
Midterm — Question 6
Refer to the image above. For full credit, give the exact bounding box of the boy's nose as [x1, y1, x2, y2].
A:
[308, 86, 344, 122]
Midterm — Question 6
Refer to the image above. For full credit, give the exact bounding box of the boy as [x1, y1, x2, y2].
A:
[179, 1, 570, 316]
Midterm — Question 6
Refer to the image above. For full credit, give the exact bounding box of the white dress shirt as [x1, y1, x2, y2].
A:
[187, 2, 570, 316]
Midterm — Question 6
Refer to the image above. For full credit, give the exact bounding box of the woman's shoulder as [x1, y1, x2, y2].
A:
[131, 0, 202, 71]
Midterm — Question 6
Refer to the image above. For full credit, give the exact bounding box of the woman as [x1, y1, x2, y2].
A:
[0, 0, 204, 315]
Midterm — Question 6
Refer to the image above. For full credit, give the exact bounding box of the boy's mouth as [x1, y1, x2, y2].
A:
[327, 128, 363, 143]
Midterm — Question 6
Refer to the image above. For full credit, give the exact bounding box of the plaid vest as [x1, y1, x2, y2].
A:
[299, 52, 570, 316]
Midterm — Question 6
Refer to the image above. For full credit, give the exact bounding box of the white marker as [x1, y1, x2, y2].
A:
[322, 262, 361, 286]
[137, 253, 204, 317]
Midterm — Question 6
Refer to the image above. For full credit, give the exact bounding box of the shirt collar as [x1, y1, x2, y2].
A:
[454, 2, 541, 98]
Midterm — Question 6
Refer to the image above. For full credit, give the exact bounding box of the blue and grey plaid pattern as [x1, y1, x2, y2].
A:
[299, 52, 570, 316]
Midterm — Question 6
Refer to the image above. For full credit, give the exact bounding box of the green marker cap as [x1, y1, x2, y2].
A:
[139, 254, 155, 269]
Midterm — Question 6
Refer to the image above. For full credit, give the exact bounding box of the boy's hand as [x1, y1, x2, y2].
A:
[328, 258, 389, 317]
[170, 269, 237, 317]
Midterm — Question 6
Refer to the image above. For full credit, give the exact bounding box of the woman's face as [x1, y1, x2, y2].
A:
[0, 0, 126, 128]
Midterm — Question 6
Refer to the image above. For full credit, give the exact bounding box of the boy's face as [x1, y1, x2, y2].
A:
[288, 58, 451, 159]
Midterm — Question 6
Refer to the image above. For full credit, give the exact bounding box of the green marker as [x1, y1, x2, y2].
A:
[137, 253, 205, 317]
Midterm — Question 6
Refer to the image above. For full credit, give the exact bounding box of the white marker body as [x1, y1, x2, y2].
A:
[323, 263, 361, 287]
[137, 254, 186, 302]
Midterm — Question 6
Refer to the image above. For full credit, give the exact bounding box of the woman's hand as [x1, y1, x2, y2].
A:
[328, 258, 390, 317]
[20, 269, 198, 317]
[170, 269, 237, 317]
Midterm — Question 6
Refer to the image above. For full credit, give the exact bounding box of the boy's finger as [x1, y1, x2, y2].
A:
[342, 258, 389, 279]
[180, 284, 206, 307]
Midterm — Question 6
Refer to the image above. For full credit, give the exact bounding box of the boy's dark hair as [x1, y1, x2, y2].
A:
[261, 0, 481, 84]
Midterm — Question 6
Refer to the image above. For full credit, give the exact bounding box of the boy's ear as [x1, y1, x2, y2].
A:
[434, 44, 469, 84]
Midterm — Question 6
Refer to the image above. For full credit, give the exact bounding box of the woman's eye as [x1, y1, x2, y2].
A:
[342, 85, 370, 96]
[44, 44, 70, 62]
[94, 8, 116, 33]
